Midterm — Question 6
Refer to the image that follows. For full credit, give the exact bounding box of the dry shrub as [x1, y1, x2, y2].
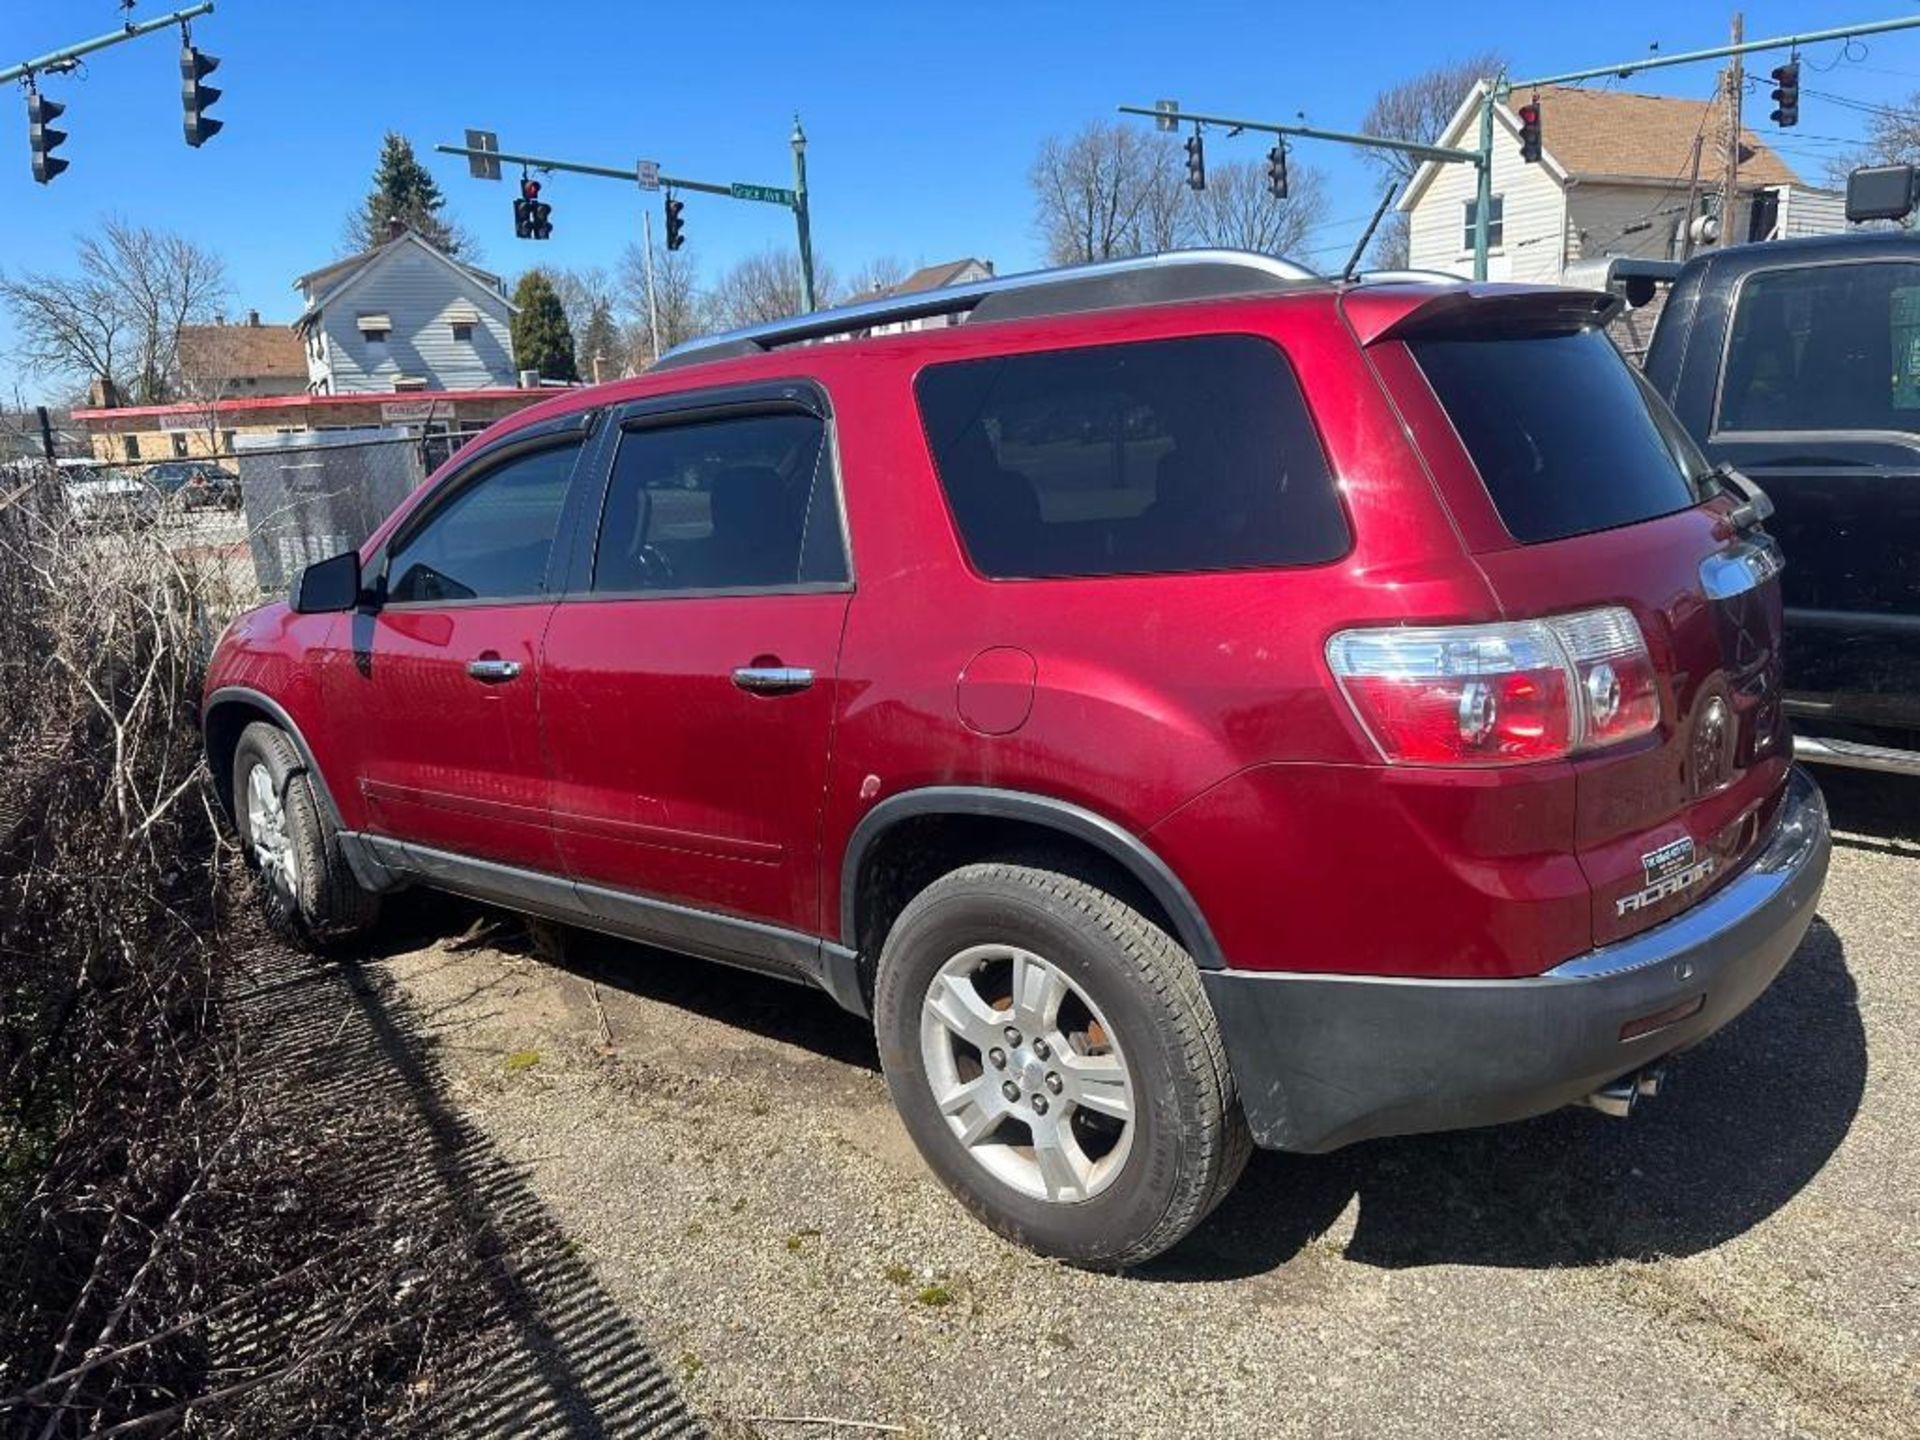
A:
[0, 476, 500, 1436]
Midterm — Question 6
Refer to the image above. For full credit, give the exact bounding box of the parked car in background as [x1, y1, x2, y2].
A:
[1639, 167, 1920, 776]
[57, 461, 162, 528]
[143, 459, 242, 511]
[202, 251, 1830, 1268]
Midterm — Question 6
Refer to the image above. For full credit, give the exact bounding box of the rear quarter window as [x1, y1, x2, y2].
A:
[1414, 328, 1708, 544]
[915, 335, 1348, 580]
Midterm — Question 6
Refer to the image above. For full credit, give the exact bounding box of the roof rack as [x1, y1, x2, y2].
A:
[651, 249, 1324, 373]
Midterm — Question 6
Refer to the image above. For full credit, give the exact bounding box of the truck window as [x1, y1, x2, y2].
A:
[1718, 261, 1920, 433]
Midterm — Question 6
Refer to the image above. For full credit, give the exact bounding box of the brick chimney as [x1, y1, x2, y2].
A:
[246, 309, 260, 327]
[386, 215, 406, 241]
[87, 375, 121, 410]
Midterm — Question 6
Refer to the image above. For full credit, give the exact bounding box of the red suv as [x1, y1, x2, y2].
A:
[204, 252, 1831, 1268]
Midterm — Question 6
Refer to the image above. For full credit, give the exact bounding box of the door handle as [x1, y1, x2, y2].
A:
[732, 665, 814, 695]
[466, 657, 523, 683]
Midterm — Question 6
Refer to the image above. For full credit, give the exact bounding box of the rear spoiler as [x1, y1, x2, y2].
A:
[1342, 284, 1622, 347]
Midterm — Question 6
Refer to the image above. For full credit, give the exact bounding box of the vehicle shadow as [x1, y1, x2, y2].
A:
[1153, 915, 1864, 1280]
[374, 881, 1865, 1286]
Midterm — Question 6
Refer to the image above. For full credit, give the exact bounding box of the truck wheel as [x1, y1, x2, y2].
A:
[874, 863, 1249, 1268]
[232, 721, 379, 945]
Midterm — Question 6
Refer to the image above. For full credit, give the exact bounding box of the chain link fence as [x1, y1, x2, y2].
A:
[61, 427, 476, 596]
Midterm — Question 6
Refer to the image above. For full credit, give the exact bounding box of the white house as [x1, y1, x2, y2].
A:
[292, 226, 518, 395]
[1401, 83, 1845, 287]
[854, 258, 995, 335]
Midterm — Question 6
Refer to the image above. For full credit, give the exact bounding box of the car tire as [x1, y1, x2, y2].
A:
[232, 721, 380, 945]
[874, 862, 1250, 1269]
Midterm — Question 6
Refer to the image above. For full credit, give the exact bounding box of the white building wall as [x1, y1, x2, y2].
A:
[1566, 182, 1690, 266]
[305, 243, 516, 394]
[1407, 120, 1568, 282]
[1781, 186, 1848, 237]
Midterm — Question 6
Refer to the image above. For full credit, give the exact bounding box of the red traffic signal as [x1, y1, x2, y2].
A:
[1518, 100, 1543, 164]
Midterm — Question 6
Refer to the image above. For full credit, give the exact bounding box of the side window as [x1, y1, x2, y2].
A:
[593, 410, 844, 593]
[385, 441, 581, 604]
[915, 335, 1348, 580]
[1719, 262, 1920, 433]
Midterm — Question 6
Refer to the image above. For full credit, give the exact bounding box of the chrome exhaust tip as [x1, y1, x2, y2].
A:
[1635, 1065, 1667, 1100]
[1583, 1075, 1639, 1118]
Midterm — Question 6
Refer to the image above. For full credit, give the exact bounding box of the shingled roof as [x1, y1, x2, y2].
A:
[1532, 85, 1800, 187]
[175, 319, 306, 382]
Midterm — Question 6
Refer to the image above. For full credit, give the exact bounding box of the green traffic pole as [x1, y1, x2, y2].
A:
[1473, 87, 1496, 282]
[792, 116, 816, 313]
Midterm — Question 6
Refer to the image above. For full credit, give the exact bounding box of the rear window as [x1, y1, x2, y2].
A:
[1414, 328, 1709, 543]
[915, 335, 1348, 580]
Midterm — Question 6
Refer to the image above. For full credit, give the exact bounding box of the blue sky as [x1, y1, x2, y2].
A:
[3, 0, 1918, 401]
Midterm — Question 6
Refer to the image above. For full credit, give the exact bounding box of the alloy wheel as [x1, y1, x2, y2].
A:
[919, 943, 1135, 1203]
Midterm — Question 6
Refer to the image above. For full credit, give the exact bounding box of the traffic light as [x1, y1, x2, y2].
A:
[27, 91, 67, 184]
[664, 192, 685, 251]
[1518, 100, 1543, 164]
[514, 177, 552, 240]
[181, 44, 222, 148]
[1185, 131, 1206, 191]
[1266, 142, 1289, 200]
[1770, 61, 1800, 128]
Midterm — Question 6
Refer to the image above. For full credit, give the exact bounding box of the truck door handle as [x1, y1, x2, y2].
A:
[732, 665, 814, 695]
[466, 657, 522, 683]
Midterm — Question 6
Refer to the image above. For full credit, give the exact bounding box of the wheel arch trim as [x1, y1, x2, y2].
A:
[204, 685, 345, 832]
[839, 786, 1225, 970]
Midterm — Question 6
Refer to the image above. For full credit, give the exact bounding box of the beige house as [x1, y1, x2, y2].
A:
[174, 312, 309, 401]
[1401, 84, 1844, 286]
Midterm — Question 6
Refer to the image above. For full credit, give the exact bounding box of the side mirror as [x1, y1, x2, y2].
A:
[1846, 164, 1918, 224]
[291, 550, 365, 614]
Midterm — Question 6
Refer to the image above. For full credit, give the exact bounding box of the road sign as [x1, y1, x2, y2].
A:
[465, 128, 500, 180]
[637, 158, 660, 191]
[730, 181, 796, 206]
[1154, 99, 1180, 132]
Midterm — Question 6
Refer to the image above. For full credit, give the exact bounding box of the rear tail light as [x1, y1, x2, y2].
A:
[1326, 606, 1660, 767]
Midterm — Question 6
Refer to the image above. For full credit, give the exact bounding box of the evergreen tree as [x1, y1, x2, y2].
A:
[575, 295, 622, 380]
[510, 269, 578, 382]
[349, 132, 460, 254]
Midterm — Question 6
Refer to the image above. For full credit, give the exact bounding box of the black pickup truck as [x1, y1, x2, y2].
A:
[1635, 174, 1920, 776]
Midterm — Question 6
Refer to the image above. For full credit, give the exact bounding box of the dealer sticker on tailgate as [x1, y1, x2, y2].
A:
[1619, 836, 1716, 916]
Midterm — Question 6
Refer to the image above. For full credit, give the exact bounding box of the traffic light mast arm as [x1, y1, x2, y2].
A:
[0, 2, 214, 86]
[435, 142, 745, 200]
[1504, 12, 1920, 93]
[1116, 104, 1481, 166]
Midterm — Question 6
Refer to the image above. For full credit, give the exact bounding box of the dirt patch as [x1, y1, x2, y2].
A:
[377, 807, 1920, 1439]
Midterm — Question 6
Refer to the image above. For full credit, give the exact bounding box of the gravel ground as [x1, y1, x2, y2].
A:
[377, 769, 1919, 1440]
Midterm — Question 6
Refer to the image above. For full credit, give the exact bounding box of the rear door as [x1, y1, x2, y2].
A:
[1379, 313, 1789, 946]
[1705, 258, 1920, 734]
[539, 386, 852, 937]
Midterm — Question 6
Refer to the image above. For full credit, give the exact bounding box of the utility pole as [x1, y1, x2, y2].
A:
[641, 209, 663, 362]
[1681, 131, 1708, 259]
[1723, 13, 1745, 248]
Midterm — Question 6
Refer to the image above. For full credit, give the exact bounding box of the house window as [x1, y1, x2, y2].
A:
[392, 376, 429, 392]
[452, 322, 474, 342]
[122, 434, 140, 461]
[357, 312, 392, 344]
[170, 432, 189, 458]
[1464, 195, 1505, 251]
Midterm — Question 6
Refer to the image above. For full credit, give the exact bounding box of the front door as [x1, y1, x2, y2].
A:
[321, 436, 588, 873]
[1709, 257, 1920, 734]
[540, 397, 852, 935]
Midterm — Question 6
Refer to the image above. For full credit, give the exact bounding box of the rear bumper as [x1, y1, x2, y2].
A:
[1202, 765, 1831, 1153]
